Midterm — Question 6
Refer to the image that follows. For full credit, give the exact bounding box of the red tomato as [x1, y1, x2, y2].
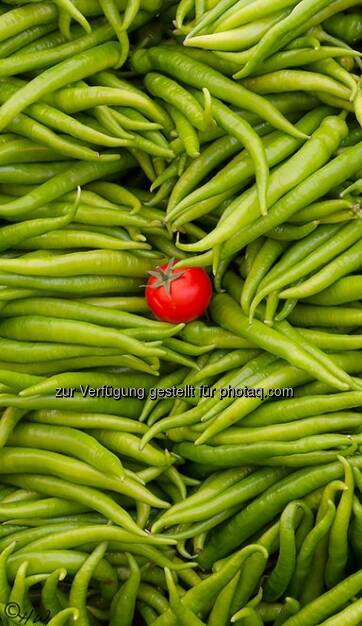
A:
[145, 259, 212, 323]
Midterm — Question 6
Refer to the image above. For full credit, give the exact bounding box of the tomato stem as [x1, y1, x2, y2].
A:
[146, 258, 185, 296]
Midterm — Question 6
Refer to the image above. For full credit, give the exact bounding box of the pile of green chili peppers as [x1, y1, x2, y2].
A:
[0, 0, 361, 624]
